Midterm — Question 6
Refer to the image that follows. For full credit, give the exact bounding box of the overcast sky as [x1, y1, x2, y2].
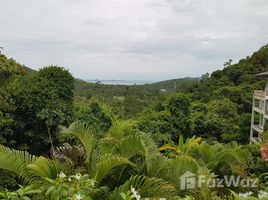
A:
[1, 0, 268, 81]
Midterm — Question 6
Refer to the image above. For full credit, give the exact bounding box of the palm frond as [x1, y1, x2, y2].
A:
[98, 137, 120, 154]
[145, 153, 168, 178]
[92, 154, 136, 183]
[106, 120, 136, 139]
[159, 144, 182, 155]
[23, 157, 68, 185]
[107, 175, 178, 200]
[0, 145, 36, 176]
[160, 135, 202, 156]
[112, 132, 157, 159]
[60, 121, 98, 170]
[190, 142, 246, 177]
[190, 142, 216, 166]
[163, 156, 199, 191]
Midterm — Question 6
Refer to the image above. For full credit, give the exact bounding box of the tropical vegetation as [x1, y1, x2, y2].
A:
[1, 45, 268, 199]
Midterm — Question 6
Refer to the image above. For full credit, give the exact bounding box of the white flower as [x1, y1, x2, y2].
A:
[184, 196, 194, 200]
[239, 191, 253, 198]
[91, 181, 95, 187]
[75, 193, 83, 200]
[75, 173, 82, 181]
[58, 171, 67, 179]
[160, 198, 166, 200]
[131, 186, 141, 200]
[259, 191, 268, 199]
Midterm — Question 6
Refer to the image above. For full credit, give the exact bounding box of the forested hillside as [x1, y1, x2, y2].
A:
[189, 44, 268, 141]
[74, 77, 198, 118]
[136, 45, 268, 145]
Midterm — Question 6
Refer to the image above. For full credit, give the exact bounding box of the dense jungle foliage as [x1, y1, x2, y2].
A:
[1, 45, 268, 199]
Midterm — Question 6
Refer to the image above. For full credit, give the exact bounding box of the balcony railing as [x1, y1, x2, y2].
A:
[254, 90, 267, 99]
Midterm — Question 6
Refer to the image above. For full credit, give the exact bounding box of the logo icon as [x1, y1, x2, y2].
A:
[179, 171, 258, 190]
[179, 171, 197, 190]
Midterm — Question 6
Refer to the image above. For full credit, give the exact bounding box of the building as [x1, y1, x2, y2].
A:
[250, 71, 268, 143]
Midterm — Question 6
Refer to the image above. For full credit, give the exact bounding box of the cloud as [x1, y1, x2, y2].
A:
[0, 0, 267, 80]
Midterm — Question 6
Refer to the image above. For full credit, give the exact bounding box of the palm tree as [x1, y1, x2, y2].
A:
[189, 142, 247, 177]
[1, 121, 249, 199]
[0, 121, 188, 199]
[59, 122, 183, 198]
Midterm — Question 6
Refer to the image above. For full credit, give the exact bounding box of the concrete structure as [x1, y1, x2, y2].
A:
[250, 72, 268, 143]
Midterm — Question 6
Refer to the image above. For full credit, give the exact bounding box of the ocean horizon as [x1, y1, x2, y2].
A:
[86, 79, 156, 85]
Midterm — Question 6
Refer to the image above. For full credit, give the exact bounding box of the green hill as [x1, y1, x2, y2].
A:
[190, 44, 268, 112]
[73, 77, 199, 118]
[22, 66, 36, 74]
[144, 77, 199, 92]
[74, 77, 198, 97]
[138, 44, 268, 144]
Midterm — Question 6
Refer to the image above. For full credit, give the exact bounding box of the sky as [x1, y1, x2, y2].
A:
[0, 0, 268, 81]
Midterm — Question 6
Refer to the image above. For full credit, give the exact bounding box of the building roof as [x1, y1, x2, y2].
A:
[255, 71, 268, 77]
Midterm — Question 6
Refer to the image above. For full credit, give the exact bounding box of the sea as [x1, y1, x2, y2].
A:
[86, 79, 156, 85]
